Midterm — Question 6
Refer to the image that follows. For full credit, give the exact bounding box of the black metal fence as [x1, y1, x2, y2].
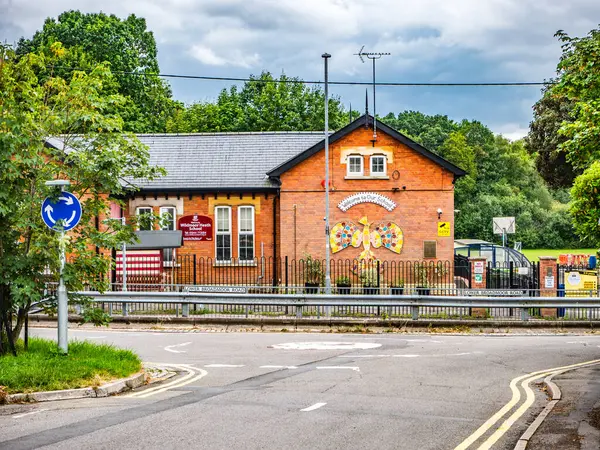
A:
[110, 255, 461, 292]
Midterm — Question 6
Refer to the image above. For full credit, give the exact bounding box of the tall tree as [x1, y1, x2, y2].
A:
[525, 87, 579, 188]
[0, 43, 163, 354]
[167, 72, 348, 132]
[16, 10, 175, 133]
[552, 28, 600, 169]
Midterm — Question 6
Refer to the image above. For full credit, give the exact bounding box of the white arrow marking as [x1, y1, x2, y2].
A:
[59, 196, 74, 205]
[301, 403, 327, 412]
[205, 364, 245, 368]
[259, 365, 298, 369]
[43, 205, 56, 224]
[13, 409, 48, 419]
[164, 342, 192, 353]
[64, 211, 77, 227]
[316, 366, 360, 372]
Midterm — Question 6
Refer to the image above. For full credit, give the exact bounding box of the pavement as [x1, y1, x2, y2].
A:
[527, 364, 600, 450]
[1, 327, 600, 449]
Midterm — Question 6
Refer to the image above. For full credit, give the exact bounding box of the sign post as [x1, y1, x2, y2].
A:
[41, 183, 82, 355]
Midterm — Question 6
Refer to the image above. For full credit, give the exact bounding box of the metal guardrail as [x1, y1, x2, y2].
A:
[71, 290, 600, 322]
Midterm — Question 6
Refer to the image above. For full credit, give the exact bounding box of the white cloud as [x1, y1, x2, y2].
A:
[188, 45, 260, 68]
[3, 0, 600, 131]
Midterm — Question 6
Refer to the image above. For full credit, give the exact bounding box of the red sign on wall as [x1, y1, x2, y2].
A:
[178, 215, 213, 241]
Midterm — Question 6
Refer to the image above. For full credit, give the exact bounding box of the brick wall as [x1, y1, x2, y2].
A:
[279, 125, 456, 262]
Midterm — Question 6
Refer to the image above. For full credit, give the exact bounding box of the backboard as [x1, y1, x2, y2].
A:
[493, 217, 515, 234]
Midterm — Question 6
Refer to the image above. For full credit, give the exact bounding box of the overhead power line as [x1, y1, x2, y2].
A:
[49, 65, 555, 87]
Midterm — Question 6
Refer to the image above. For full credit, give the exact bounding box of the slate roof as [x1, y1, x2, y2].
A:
[131, 132, 324, 191]
[268, 115, 466, 177]
[45, 114, 464, 193]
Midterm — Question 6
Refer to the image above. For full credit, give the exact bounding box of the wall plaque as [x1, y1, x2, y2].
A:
[178, 215, 213, 241]
[337, 192, 397, 212]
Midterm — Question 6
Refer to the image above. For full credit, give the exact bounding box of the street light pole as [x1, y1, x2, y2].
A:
[322, 53, 332, 297]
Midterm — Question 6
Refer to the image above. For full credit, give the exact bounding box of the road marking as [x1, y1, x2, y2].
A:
[403, 339, 443, 343]
[300, 402, 327, 412]
[316, 366, 360, 372]
[339, 354, 391, 358]
[393, 354, 421, 358]
[270, 342, 381, 350]
[205, 364, 245, 368]
[259, 365, 298, 369]
[454, 358, 600, 450]
[128, 364, 207, 398]
[164, 342, 192, 353]
[13, 409, 48, 419]
[83, 336, 107, 340]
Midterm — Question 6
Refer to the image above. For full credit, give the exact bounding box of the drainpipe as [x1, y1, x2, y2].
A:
[273, 192, 278, 286]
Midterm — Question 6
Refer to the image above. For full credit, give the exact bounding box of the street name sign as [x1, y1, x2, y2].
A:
[41, 192, 82, 232]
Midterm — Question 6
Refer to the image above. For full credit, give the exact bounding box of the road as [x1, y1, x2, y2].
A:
[2, 328, 600, 449]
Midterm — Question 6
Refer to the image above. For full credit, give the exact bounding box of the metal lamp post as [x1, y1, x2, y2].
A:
[44, 179, 71, 354]
[322, 53, 332, 298]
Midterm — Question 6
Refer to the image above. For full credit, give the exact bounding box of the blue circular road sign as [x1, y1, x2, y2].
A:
[41, 192, 82, 232]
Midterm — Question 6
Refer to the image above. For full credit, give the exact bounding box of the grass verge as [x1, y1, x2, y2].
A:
[0, 337, 141, 394]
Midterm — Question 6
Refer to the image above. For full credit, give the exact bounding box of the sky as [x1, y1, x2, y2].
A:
[2, 0, 600, 139]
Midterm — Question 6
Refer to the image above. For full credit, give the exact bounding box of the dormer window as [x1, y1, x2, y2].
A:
[347, 155, 364, 176]
[370, 155, 386, 175]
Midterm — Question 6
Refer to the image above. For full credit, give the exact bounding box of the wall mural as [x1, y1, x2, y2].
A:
[330, 216, 403, 263]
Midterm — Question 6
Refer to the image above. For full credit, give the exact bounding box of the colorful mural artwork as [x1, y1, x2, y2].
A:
[330, 216, 404, 263]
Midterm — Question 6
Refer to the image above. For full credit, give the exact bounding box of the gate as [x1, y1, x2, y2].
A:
[486, 261, 539, 293]
[454, 254, 471, 288]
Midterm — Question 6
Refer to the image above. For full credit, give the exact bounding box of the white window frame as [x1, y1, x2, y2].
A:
[347, 155, 364, 176]
[237, 206, 255, 262]
[370, 155, 387, 176]
[136, 207, 153, 231]
[215, 206, 232, 262]
[163, 248, 177, 267]
[159, 206, 176, 231]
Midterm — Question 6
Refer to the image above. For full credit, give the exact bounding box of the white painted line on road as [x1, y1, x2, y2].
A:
[13, 409, 48, 419]
[164, 342, 192, 353]
[300, 402, 327, 412]
[403, 339, 443, 343]
[454, 358, 600, 450]
[205, 364, 245, 368]
[339, 354, 391, 358]
[393, 354, 420, 358]
[270, 342, 381, 350]
[83, 336, 107, 340]
[260, 365, 298, 369]
[316, 366, 360, 372]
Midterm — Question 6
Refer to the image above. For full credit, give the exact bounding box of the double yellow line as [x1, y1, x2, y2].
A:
[128, 363, 208, 399]
[455, 358, 600, 450]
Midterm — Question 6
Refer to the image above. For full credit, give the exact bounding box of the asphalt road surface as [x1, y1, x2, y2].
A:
[2, 328, 600, 450]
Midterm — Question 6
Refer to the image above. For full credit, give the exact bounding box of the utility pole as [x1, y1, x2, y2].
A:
[322, 52, 332, 298]
[355, 46, 390, 141]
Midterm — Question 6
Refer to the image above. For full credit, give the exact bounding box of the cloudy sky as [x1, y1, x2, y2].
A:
[3, 0, 600, 139]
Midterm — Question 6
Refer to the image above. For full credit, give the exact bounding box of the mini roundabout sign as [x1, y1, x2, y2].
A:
[269, 342, 382, 350]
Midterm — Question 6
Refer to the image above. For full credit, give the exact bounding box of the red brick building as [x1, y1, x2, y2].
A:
[113, 114, 464, 274]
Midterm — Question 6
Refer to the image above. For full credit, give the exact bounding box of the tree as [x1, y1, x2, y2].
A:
[570, 161, 600, 243]
[525, 88, 579, 188]
[552, 28, 600, 169]
[0, 43, 163, 355]
[16, 10, 175, 133]
[166, 71, 349, 133]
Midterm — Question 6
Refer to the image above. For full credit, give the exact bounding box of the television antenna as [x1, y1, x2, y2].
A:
[355, 46, 390, 142]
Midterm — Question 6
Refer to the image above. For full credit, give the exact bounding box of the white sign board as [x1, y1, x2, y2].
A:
[338, 192, 397, 212]
[185, 286, 247, 294]
[474, 261, 485, 274]
[545, 276, 555, 289]
[567, 272, 581, 286]
[493, 217, 516, 235]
